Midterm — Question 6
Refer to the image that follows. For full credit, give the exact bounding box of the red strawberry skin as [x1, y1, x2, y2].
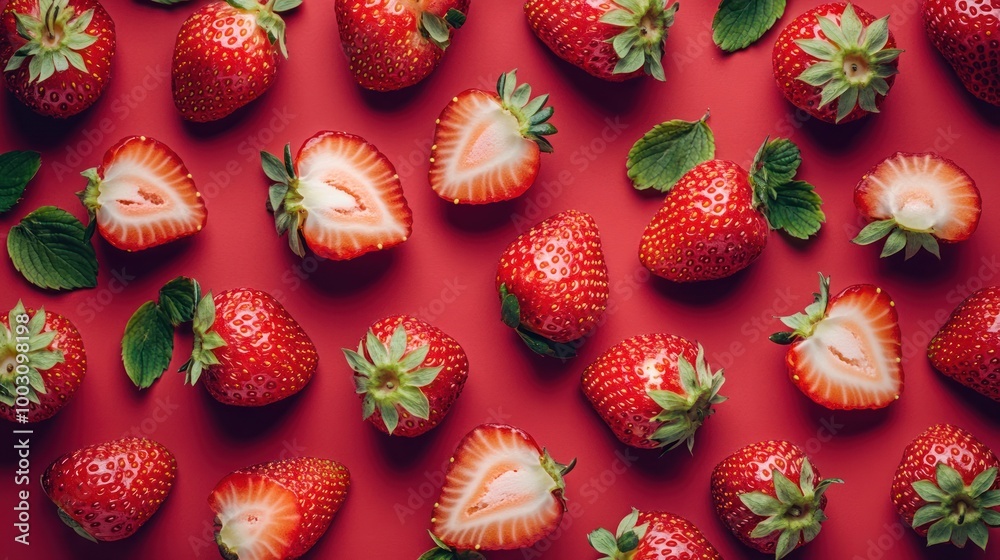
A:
[202, 289, 318, 406]
[42, 437, 176, 541]
[497, 210, 609, 343]
[640, 160, 769, 283]
[524, 0, 635, 81]
[0, 0, 115, 117]
[890, 424, 1000, 535]
[0, 307, 86, 423]
[634, 511, 722, 559]
[928, 286, 1000, 401]
[923, 0, 1000, 106]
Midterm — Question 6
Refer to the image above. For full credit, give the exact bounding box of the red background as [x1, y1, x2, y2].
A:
[1, 0, 999, 558]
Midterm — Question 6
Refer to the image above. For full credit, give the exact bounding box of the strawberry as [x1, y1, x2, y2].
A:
[77, 135, 207, 252]
[42, 437, 176, 542]
[210, 457, 350, 560]
[420, 424, 575, 557]
[497, 210, 609, 358]
[429, 69, 556, 204]
[639, 138, 824, 282]
[711, 440, 842, 559]
[0, 0, 115, 117]
[581, 334, 726, 452]
[0, 301, 85, 423]
[588, 508, 722, 559]
[923, 0, 1000, 106]
[335, 0, 468, 91]
[928, 287, 1000, 402]
[343, 315, 469, 437]
[772, 3, 901, 124]
[181, 288, 318, 406]
[261, 131, 413, 261]
[171, 0, 299, 122]
[853, 152, 981, 260]
[771, 274, 903, 410]
[524, 0, 678, 82]
[891, 424, 1000, 549]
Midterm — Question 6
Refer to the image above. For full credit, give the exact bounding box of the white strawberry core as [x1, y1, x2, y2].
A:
[891, 189, 937, 232]
[811, 319, 876, 377]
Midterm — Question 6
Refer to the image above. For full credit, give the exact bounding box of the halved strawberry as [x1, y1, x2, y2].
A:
[429, 69, 556, 204]
[77, 136, 206, 252]
[771, 274, 903, 410]
[853, 152, 981, 259]
[421, 424, 574, 557]
[261, 131, 413, 261]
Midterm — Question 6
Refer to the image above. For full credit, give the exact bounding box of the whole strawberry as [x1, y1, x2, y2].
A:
[210, 457, 350, 559]
[182, 288, 318, 406]
[335, 0, 469, 91]
[711, 440, 842, 559]
[772, 3, 901, 123]
[0, 0, 115, 117]
[923, 0, 1000, 105]
[639, 138, 824, 282]
[582, 334, 726, 452]
[588, 508, 722, 559]
[891, 424, 1000, 549]
[0, 301, 85, 423]
[42, 437, 176, 541]
[524, 0, 678, 81]
[172, 0, 299, 122]
[928, 287, 1000, 402]
[343, 315, 469, 437]
[497, 210, 609, 358]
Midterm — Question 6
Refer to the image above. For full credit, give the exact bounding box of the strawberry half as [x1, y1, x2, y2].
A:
[77, 135, 207, 252]
[261, 131, 413, 261]
[429, 69, 556, 204]
[210, 457, 350, 560]
[928, 286, 1000, 402]
[853, 152, 982, 260]
[421, 424, 575, 556]
[771, 274, 903, 410]
[588, 508, 722, 559]
[923, 0, 1000, 106]
[343, 315, 469, 437]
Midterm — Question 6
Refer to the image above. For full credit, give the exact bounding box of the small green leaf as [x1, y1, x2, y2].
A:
[712, 0, 786, 52]
[760, 180, 825, 239]
[586, 527, 618, 555]
[260, 150, 288, 182]
[158, 277, 201, 327]
[626, 114, 714, 192]
[7, 206, 98, 291]
[0, 150, 41, 213]
[516, 328, 577, 359]
[122, 302, 175, 389]
[272, 0, 302, 11]
[852, 219, 896, 245]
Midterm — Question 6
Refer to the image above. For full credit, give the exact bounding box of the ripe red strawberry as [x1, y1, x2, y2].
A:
[42, 437, 176, 542]
[711, 440, 842, 559]
[772, 3, 901, 124]
[343, 315, 469, 437]
[261, 131, 413, 261]
[891, 424, 1000, 549]
[581, 334, 726, 452]
[210, 457, 350, 560]
[588, 508, 722, 559]
[524, 0, 678, 81]
[77, 135, 207, 252]
[497, 210, 609, 357]
[0, 301, 85, 423]
[923, 0, 1000, 106]
[172, 0, 299, 122]
[639, 138, 824, 282]
[771, 274, 903, 410]
[429, 69, 556, 204]
[421, 424, 575, 556]
[928, 287, 1000, 402]
[335, 0, 469, 91]
[181, 288, 318, 406]
[0, 0, 115, 117]
[853, 152, 981, 260]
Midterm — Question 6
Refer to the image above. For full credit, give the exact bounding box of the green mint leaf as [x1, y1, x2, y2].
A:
[712, 0, 786, 52]
[0, 150, 41, 213]
[7, 206, 98, 291]
[760, 180, 825, 239]
[158, 277, 201, 327]
[122, 301, 175, 389]
[626, 114, 714, 192]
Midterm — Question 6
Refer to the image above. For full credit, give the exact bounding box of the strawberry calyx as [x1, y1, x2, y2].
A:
[55, 505, 98, 542]
[76, 167, 103, 240]
[495, 69, 556, 153]
[261, 143, 310, 257]
[647, 344, 726, 453]
[178, 292, 227, 385]
[770, 273, 830, 344]
[539, 449, 576, 500]
[419, 8, 467, 51]
[342, 324, 444, 435]
[587, 508, 651, 560]
[417, 531, 486, 560]
[600, 0, 678, 80]
[0, 301, 63, 408]
[226, 0, 301, 58]
[748, 137, 825, 240]
[793, 3, 902, 122]
[498, 283, 578, 359]
[910, 464, 1000, 550]
[852, 218, 941, 260]
[3, 0, 98, 82]
[738, 458, 843, 560]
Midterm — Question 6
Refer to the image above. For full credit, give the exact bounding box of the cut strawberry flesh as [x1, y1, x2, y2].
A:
[209, 473, 302, 560]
